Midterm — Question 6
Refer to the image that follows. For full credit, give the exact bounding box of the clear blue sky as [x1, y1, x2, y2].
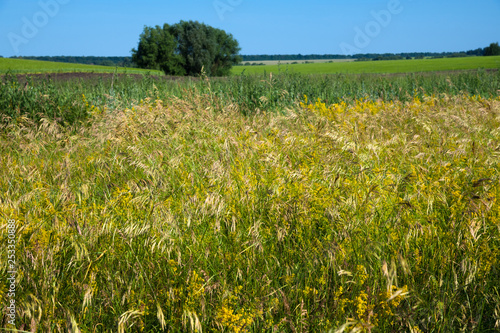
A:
[1, 0, 499, 57]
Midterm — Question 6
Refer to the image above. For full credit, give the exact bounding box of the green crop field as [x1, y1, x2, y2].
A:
[0, 57, 163, 75]
[233, 56, 500, 75]
[3, 56, 500, 77]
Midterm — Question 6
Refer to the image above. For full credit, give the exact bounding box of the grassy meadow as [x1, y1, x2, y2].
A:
[1, 69, 500, 332]
[233, 56, 500, 75]
[0, 58, 163, 75]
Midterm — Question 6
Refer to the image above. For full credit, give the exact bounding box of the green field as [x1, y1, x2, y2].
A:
[2, 56, 500, 77]
[233, 56, 500, 75]
[0, 57, 163, 75]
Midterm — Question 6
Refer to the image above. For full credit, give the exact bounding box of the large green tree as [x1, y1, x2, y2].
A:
[132, 21, 241, 76]
[484, 42, 500, 56]
[131, 24, 185, 75]
[211, 26, 243, 76]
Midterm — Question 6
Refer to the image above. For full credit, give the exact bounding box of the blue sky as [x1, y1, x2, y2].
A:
[0, 0, 499, 57]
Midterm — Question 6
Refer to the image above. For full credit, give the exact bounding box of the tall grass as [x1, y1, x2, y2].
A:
[0, 82, 499, 331]
[1, 69, 500, 124]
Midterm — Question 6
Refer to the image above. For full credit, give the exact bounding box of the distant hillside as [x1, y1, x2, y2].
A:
[8, 56, 134, 68]
[0, 57, 162, 75]
[5, 47, 487, 67]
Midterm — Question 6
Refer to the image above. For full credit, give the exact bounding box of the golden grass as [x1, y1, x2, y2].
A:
[1, 91, 499, 332]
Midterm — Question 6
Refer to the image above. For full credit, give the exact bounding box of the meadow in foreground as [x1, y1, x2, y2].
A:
[0, 76, 500, 332]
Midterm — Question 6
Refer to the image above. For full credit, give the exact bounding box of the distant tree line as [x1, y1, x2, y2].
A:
[131, 21, 241, 76]
[484, 42, 500, 56]
[240, 45, 496, 62]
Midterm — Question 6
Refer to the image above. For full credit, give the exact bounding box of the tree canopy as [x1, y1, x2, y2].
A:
[132, 21, 241, 76]
[484, 42, 500, 56]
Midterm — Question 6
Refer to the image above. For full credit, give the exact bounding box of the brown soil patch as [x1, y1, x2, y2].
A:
[1, 72, 193, 84]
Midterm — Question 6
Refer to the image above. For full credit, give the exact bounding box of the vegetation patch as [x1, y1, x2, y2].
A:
[2, 70, 500, 126]
[233, 55, 500, 75]
[0, 70, 499, 332]
[0, 58, 163, 75]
